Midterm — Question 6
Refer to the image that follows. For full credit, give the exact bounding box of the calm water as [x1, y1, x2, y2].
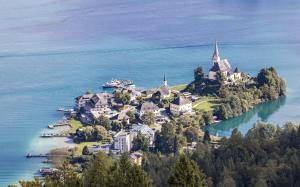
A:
[1, 0, 300, 185]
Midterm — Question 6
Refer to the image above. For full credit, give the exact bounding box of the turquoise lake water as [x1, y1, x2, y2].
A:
[1, 0, 300, 185]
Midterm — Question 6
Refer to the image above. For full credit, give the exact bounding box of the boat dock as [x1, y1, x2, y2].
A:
[26, 153, 47, 158]
[26, 153, 69, 158]
[40, 133, 69, 138]
[57, 107, 75, 113]
[47, 119, 71, 129]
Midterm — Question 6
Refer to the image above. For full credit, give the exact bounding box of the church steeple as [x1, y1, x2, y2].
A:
[212, 41, 220, 64]
[163, 74, 168, 87]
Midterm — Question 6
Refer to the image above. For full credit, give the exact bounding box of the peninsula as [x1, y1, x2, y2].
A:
[17, 42, 287, 186]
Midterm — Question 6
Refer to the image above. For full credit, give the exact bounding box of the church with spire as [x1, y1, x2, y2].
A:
[208, 42, 241, 83]
[157, 74, 171, 99]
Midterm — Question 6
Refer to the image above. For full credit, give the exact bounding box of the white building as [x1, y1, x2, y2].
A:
[113, 130, 133, 153]
[170, 96, 192, 115]
[208, 42, 241, 83]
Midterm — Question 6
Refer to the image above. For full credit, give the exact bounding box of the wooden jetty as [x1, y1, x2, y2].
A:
[26, 153, 47, 158]
[57, 107, 75, 113]
[40, 133, 69, 138]
[26, 153, 69, 158]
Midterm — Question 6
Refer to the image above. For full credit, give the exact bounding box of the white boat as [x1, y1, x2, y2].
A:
[102, 79, 120, 88]
[102, 79, 134, 88]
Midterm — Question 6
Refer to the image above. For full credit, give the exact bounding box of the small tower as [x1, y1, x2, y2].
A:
[212, 41, 220, 64]
[163, 74, 168, 87]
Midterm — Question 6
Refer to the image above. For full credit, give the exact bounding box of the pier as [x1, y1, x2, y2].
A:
[40, 133, 69, 138]
[57, 107, 75, 113]
[26, 153, 47, 158]
[26, 153, 70, 158]
[47, 119, 71, 129]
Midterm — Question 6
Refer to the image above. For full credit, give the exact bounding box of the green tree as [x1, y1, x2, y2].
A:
[203, 130, 211, 143]
[257, 67, 286, 100]
[110, 154, 152, 187]
[45, 162, 82, 187]
[215, 71, 226, 86]
[155, 122, 177, 153]
[82, 152, 113, 187]
[111, 121, 123, 131]
[97, 115, 111, 130]
[168, 154, 207, 187]
[132, 133, 149, 152]
[76, 125, 107, 142]
[142, 111, 156, 126]
[143, 153, 176, 187]
[126, 110, 137, 123]
[184, 127, 200, 143]
[219, 176, 236, 187]
[177, 115, 193, 128]
[216, 104, 228, 120]
[203, 112, 214, 125]
[93, 125, 108, 141]
[115, 91, 131, 105]
[82, 145, 90, 155]
[85, 90, 93, 94]
[19, 178, 42, 187]
[194, 66, 205, 82]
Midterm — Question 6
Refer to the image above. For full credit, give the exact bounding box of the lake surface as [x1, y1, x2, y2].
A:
[1, 0, 300, 185]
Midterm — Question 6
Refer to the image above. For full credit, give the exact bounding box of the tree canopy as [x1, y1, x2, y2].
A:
[168, 154, 207, 187]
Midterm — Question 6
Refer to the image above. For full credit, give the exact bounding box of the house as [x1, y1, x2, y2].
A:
[90, 93, 113, 111]
[130, 124, 155, 145]
[130, 152, 143, 166]
[113, 130, 134, 153]
[139, 102, 160, 117]
[111, 107, 135, 124]
[90, 107, 112, 120]
[232, 67, 242, 80]
[170, 96, 192, 115]
[75, 93, 94, 111]
[116, 87, 142, 102]
[142, 89, 157, 98]
[208, 42, 241, 83]
[128, 88, 142, 101]
[79, 113, 93, 124]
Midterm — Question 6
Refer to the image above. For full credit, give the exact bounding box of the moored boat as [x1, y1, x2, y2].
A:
[102, 79, 134, 88]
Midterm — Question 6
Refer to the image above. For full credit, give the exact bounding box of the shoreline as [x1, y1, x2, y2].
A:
[24, 68, 286, 180]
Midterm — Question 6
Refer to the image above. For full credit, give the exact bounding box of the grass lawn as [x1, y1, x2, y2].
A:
[171, 84, 188, 91]
[69, 118, 84, 133]
[74, 141, 103, 155]
[192, 97, 220, 112]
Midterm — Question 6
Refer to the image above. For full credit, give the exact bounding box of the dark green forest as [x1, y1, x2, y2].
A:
[17, 122, 300, 187]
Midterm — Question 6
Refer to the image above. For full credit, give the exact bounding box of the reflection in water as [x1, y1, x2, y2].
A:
[208, 97, 286, 136]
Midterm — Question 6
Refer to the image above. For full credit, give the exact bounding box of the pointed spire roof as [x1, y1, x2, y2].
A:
[163, 74, 168, 87]
[212, 41, 220, 63]
[234, 67, 240, 73]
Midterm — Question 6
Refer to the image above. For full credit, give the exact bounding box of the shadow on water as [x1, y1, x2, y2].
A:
[207, 96, 286, 136]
